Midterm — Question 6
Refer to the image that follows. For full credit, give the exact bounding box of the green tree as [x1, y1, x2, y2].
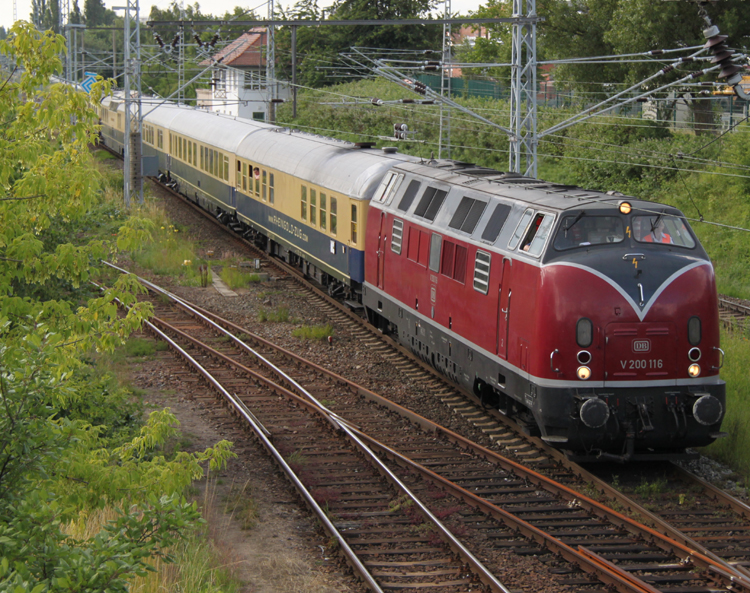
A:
[0, 22, 235, 591]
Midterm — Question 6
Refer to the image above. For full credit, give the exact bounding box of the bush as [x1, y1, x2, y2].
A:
[292, 324, 334, 340]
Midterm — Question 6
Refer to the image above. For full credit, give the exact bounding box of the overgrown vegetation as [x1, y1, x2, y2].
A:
[292, 324, 335, 341]
[0, 24, 236, 592]
[220, 266, 261, 289]
[258, 306, 292, 323]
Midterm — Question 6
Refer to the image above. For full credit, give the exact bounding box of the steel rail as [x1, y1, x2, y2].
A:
[103, 261, 750, 591]
[98, 286, 384, 593]
[103, 264, 750, 593]
[107, 271, 511, 592]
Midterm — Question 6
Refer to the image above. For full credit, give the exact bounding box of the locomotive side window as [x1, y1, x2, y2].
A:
[449, 197, 487, 234]
[391, 219, 404, 254]
[473, 250, 491, 294]
[331, 198, 338, 235]
[632, 215, 695, 248]
[508, 209, 534, 251]
[429, 233, 442, 272]
[521, 212, 555, 257]
[397, 180, 421, 212]
[415, 187, 448, 221]
[481, 203, 512, 243]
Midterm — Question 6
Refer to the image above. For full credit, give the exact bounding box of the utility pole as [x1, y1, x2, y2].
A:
[510, 0, 537, 177]
[438, 0, 452, 159]
[114, 1, 143, 207]
[267, 0, 276, 123]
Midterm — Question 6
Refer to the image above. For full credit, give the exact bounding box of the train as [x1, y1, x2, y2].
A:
[97, 95, 726, 462]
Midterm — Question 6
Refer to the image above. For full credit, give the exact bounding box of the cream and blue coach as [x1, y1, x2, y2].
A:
[98, 96, 415, 297]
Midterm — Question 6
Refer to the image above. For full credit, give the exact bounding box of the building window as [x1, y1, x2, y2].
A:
[330, 197, 337, 235]
[473, 250, 491, 294]
[391, 219, 404, 254]
[310, 189, 317, 225]
[319, 193, 326, 230]
[301, 186, 307, 220]
[351, 204, 358, 244]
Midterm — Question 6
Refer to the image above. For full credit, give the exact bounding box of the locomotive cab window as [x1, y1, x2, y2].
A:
[632, 215, 695, 248]
[554, 214, 624, 250]
[519, 212, 555, 257]
[375, 172, 404, 205]
[508, 209, 535, 251]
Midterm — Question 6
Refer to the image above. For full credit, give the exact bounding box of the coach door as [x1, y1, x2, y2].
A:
[376, 211, 387, 289]
[496, 257, 512, 358]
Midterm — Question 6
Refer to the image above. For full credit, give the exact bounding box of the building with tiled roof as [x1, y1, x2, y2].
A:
[197, 27, 289, 121]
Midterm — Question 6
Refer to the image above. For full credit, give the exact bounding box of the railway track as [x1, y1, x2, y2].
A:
[719, 297, 750, 328]
[106, 262, 750, 592]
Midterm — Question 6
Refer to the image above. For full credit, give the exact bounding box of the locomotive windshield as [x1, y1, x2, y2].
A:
[554, 215, 624, 250]
[632, 215, 695, 248]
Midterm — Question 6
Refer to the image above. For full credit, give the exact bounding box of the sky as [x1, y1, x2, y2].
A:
[1, 0, 483, 32]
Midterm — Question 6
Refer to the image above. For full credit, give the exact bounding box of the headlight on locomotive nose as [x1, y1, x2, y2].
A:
[688, 363, 701, 378]
[577, 366, 591, 380]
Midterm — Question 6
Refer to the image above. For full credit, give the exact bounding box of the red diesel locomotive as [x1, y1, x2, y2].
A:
[362, 161, 725, 461]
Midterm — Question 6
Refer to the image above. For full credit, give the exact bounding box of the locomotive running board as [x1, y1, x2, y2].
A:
[566, 450, 700, 463]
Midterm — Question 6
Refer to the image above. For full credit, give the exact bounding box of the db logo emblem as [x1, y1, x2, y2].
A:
[633, 340, 651, 353]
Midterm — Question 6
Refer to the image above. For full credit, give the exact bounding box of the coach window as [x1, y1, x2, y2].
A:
[209, 150, 214, 176]
[310, 189, 317, 225]
[261, 170, 267, 201]
[269, 174, 275, 204]
[351, 205, 358, 244]
[187, 141, 192, 164]
[391, 219, 404, 254]
[254, 168, 260, 197]
[193, 143, 197, 166]
[330, 197, 338, 235]
[508, 208, 534, 251]
[429, 233, 442, 272]
[241, 163, 248, 191]
[169, 133, 172, 154]
[301, 186, 308, 220]
[157, 130, 163, 149]
[473, 250, 491, 294]
[223, 155, 229, 181]
[320, 193, 326, 230]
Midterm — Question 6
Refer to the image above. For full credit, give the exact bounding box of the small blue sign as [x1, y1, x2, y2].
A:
[81, 71, 97, 93]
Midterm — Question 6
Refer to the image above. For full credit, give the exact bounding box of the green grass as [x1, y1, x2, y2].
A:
[124, 337, 156, 357]
[130, 223, 206, 286]
[219, 266, 261, 289]
[292, 324, 334, 340]
[258, 306, 291, 323]
[703, 327, 750, 484]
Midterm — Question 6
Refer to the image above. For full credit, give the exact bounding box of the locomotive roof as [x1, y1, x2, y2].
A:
[392, 160, 653, 214]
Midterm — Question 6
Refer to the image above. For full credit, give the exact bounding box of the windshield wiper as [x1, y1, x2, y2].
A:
[564, 211, 585, 237]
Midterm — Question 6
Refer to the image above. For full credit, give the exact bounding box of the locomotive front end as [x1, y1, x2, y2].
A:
[537, 203, 725, 461]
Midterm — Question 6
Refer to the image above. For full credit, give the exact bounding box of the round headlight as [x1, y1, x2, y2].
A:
[619, 201, 632, 215]
[577, 366, 592, 380]
[577, 350, 592, 365]
[688, 347, 701, 362]
[688, 364, 701, 378]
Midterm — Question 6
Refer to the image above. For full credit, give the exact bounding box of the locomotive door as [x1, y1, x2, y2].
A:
[376, 211, 387, 289]
[496, 257, 512, 358]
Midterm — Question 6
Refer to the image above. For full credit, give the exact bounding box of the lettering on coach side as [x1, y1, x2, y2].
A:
[268, 214, 309, 242]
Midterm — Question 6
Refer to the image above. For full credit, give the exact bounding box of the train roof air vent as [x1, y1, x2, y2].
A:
[354, 142, 376, 149]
